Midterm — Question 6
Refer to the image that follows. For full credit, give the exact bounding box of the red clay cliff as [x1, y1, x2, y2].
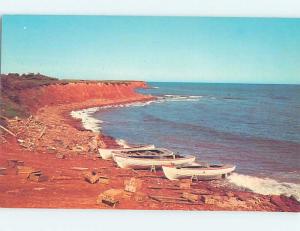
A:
[0, 73, 299, 211]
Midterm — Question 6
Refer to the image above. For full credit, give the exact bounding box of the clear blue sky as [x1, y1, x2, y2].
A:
[1, 15, 300, 84]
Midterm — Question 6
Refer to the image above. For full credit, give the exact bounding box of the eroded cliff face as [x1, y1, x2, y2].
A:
[17, 81, 148, 112]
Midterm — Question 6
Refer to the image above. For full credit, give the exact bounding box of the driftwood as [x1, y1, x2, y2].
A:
[51, 176, 81, 181]
[37, 126, 46, 140]
[148, 186, 181, 190]
[0, 125, 16, 137]
[29, 171, 48, 182]
[149, 195, 202, 205]
[70, 167, 89, 171]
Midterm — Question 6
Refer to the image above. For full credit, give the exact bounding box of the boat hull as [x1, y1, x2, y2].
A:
[114, 155, 196, 169]
[98, 144, 155, 160]
[162, 165, 236, 181]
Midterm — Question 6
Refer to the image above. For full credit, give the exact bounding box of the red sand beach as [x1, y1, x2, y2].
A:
[0, 74, 299, 211]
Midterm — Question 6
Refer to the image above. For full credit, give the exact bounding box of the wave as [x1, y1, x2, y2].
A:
[70, 107, 102, 133]
[116, 139, 131, 148]
[99, 94, 204, 110]
[228, 173, 300, 202]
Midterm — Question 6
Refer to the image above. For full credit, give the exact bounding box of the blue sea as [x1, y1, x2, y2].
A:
[92, 82, 300, 199]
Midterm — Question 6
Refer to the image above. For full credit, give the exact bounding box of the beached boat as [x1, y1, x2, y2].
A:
[111, 148, 174, 161]
[162, 163, 236, 180]
[98, 144, 155, 160]
[114, 153, 196, 170]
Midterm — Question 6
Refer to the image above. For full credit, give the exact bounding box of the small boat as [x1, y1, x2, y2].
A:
[162, 163, 236, 181]
[111, 148, 174, 161]
[98, 144, 155, 160]
[114, 153, 196, 170]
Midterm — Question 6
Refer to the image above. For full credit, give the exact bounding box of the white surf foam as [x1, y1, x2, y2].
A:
[70, 107, 102, 133]
[116, 139, 131, 148]
[228, 173, 300, 202]
[99, 94, 204, 110]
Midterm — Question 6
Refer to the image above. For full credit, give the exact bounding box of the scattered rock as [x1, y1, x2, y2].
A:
[84, 171, 100, 184]
[56, 153, 66, 159]
[7, 159, 24, 168]
[124, 177, 143, 193]
[200, 195, 216, 205]
[134, 192, 148, 202]
[178, 179, 191, 189]
[29, 171, 48, 182]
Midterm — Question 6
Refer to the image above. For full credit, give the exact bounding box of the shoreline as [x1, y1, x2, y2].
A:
[1, 82, 300, 211]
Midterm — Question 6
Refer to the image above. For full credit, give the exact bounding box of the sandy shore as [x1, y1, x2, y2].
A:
[0, 93, 300, 211]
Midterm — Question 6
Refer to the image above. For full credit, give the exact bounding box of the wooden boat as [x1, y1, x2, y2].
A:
[111, 148, 174, 161]
[98, 144, 155, 160]
[114, 153, 196, 170]
[162, 163, 236, 180]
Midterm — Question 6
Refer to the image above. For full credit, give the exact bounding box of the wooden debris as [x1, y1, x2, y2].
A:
[29, 171, 48, 182]
[0, 167, 7, 175]
[97, 189, 126, 207]
[182, 192, 199, 202]
[7, 159, 24, 168]
[51, 176, 76, 181]
[0, 125, 16, 137]
[71, 167, 89, 171]
[17, 166, 35, 178]
[124, 177, 143, 193]
[37, 126, 46, 140]
[84, 171, 100, 184]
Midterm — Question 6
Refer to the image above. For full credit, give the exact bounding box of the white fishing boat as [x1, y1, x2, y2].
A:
[98, 144, 155, 160]
[114, 153, 196, 170]
[111, 148, 174, 161]
[162, 163, 236, 181]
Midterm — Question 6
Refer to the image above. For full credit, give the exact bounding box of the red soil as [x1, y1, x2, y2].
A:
[0, 79, 299, 211]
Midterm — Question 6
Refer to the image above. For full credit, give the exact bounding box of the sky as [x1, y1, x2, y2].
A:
[1, 15, 300, 84]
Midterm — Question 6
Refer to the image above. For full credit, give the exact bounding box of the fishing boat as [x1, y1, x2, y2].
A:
[162, 163, 236, 180]
[98, 144, 155, 160]
[111, 148, 174, 161]
[114, 153, 196, 170]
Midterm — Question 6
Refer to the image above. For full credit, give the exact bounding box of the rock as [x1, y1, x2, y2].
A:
[270, 195, 288, 211]
[225, 192, 235, 197]
[124, 178, 143, 193]
[178, 179, 191, 189]
[98, 178, 110, 185]
[56, 153, 66, 159]
[235, 193, 251, 202]
[134, 192, 148, 202]
[200, 195, 216, 205]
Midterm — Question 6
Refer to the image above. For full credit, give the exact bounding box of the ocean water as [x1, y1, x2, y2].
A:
[91, 82, 300, 199]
